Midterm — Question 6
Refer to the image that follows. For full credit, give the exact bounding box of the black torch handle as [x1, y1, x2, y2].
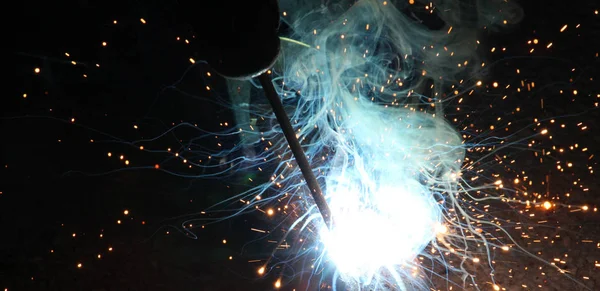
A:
[258, 73, 332, 229]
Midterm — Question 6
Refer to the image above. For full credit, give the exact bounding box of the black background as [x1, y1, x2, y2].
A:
[6, 0, 600, 290]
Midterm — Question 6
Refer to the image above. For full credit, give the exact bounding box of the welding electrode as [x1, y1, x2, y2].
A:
[189, 0, 332, 228]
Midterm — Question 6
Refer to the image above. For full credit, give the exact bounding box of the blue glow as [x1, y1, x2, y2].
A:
[212, 0, 522, 289]
[319, 104, 463, 286]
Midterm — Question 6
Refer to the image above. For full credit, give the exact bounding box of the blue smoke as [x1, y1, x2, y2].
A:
[195, 0, 524, 289]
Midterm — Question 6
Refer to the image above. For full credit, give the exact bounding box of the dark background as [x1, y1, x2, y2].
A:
[6, 0, 600, 290]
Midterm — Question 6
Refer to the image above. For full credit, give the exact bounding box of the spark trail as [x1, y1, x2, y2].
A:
[215, 0, 524, 289]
